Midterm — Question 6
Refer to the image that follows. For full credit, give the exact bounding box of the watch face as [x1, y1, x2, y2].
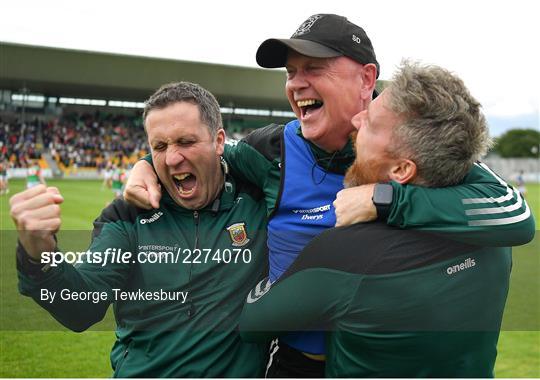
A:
[374, 184, 393, 205]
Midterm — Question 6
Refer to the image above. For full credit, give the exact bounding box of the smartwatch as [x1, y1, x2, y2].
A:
[372, 183, 393, 221]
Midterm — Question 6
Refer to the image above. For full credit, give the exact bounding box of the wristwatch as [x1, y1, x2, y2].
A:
[372, 183, 393, 221]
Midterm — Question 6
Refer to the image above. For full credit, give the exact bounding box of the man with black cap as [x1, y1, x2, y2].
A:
[124, 14, 534, 377]
[239, 61, 514, 378]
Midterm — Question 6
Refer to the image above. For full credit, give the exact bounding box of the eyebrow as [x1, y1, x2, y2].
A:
[153, 132, 198, 140]
[149, 137, 165, 145]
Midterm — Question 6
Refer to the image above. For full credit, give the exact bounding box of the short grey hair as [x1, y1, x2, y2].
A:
[387, 61, 491, 187]
[143, 81, 223, 136]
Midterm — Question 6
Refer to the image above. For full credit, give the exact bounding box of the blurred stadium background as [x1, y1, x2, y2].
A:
[0, 41, 538, 377]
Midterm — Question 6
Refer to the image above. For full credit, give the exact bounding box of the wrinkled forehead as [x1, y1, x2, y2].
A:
[145, 100, 201, 124]
[145, 102, 211, 139]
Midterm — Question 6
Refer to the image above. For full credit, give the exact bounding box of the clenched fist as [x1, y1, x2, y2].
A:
[9, 185, 64, 260]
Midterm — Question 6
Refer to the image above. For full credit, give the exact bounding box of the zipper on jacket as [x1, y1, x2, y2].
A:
[193, 210, 200, 250]
[113, 342, 130, 377]
[187, 210, 199, 318]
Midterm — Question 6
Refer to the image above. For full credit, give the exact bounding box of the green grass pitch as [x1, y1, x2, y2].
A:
[0, 179, 538, 377]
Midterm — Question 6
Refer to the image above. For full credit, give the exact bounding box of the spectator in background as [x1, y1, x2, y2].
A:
[26, 161, 45, 188]
[101, 162, 114, 190]
[41, 114, 149, 170]
[110, 164, 127, 199]
[517, 170, 527, 198]
[0, 120, 44, 168]
[1, 112, 151, 173]
[0, 159, 9, 195]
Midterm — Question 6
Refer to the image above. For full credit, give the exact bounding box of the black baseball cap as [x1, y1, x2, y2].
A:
[256, 14, 380, 77]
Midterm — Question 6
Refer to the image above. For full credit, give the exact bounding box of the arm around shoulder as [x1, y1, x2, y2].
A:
[387, 162, 535, 246]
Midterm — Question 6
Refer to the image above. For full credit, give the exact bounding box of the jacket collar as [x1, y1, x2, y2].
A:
[295, 123, 355, 174]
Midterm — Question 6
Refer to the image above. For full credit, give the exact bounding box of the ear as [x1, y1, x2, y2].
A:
[388, 158, 417, 184]
[360, 63, 378, 100]
[214, 129, 226, 156]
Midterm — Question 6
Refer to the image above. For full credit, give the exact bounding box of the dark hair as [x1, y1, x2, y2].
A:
[143, 81, 222, 136]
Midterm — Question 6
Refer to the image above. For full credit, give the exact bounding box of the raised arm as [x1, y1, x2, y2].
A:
[11, 187, 136, 331]
[334, 162, 535, 246]
[123, 158, 161, 209]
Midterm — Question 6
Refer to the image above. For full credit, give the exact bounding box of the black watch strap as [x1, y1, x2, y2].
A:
[372, 183, 394, 221]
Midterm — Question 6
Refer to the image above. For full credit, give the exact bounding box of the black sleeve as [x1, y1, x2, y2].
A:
[242, 123, 284, 162]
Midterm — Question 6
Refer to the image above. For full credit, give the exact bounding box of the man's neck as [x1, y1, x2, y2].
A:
[207, 171, 225, 207]
[296, 126, 349, 153]
[298, 132, 356, 174]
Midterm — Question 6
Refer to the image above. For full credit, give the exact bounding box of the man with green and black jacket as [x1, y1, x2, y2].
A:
[239, 62, 517, 377]
[11, 82, 269, 377]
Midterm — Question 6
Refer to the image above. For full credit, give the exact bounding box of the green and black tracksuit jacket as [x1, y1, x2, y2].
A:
[17, 176, 269, 377]
[239, 222, 512, 377]
[224, 120, 532, 362]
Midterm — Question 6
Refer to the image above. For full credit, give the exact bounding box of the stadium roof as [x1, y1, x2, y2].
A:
[0, 42, 290, 110]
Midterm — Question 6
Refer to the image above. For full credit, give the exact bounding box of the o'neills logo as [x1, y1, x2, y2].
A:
[247, 278, 272, 303]
[140, 211, 163, 224]
[446, 258, 476, 275]
[292, 14, 323, 37]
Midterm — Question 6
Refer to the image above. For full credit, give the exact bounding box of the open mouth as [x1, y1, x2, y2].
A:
[173, 173, 197, 196]
[297, 99, 323, 118]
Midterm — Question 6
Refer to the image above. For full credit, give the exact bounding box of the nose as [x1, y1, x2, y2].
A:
[351, 110, 365, 130]
[165, 145, 184, 167]
[286, 70, 309, 92]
